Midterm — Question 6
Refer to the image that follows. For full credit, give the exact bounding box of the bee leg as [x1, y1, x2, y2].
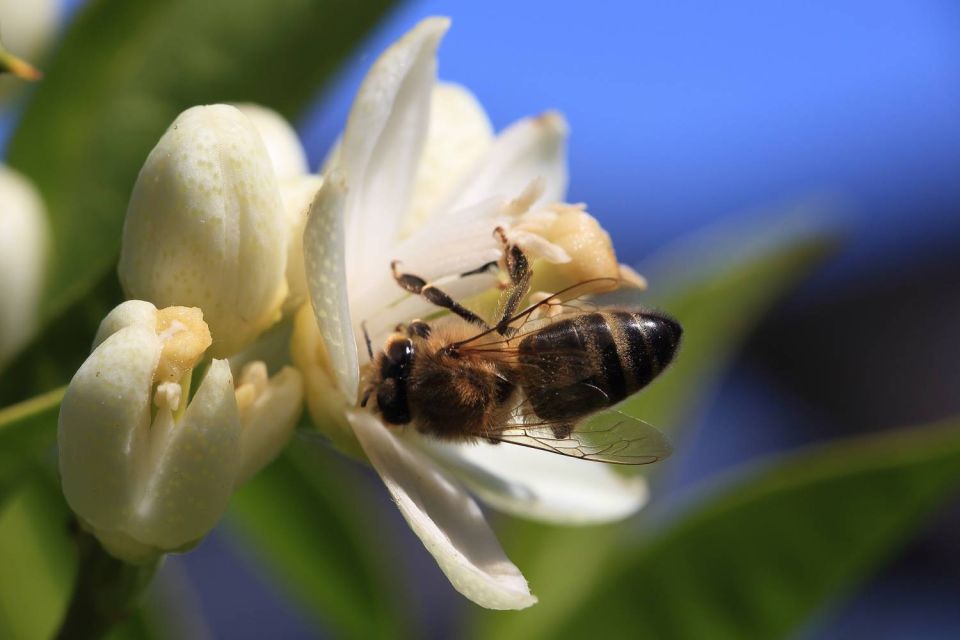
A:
[406, 320, 431, 339]
[391, 261, 490, 330]
[550, 423, 574, 439]
[485, 437, 501, 445]
[493, 227, 532, 336]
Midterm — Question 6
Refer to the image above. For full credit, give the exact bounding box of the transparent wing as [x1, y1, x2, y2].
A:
[452, 277, 620, 349]
[490, 410, 672, 465]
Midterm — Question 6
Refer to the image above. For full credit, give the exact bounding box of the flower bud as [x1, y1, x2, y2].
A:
[0, 0, 58, 99]
[233, 103, 309, 180]
[118, 104, 289, 358]
[0, 165, 48, 366]
[233, 361, 304, 485]
[58, 300, 301, 563]
[290, 303, 362, 459]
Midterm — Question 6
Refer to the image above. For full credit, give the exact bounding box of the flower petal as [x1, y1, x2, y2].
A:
[351, 195, 506, 341]
[233, 103, 309, 180]
[91, 299, 158, 350]
[234, 363, 304, 486]
[290, 303, 363, 458]
[402, 82, 494, 236]
[131, 358, 241, 549]
[443, 112, 569, 213]
[58, 324, 161, 533]
[416, 437, 649, 524]
[280, 174, 325, 315]
[348, 410, 536, 610]
[340, 17, 449, 288]
[302, 174, 358, 398]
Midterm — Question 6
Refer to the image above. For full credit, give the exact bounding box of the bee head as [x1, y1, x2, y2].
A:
[369, 334, 414, 425]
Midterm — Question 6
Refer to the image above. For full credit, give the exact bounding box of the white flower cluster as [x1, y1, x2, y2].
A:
[60, 102, 308, 562]
[57, 17, 649, 609]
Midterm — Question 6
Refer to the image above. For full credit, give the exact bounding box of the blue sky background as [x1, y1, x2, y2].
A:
[299, 0, 960, 286]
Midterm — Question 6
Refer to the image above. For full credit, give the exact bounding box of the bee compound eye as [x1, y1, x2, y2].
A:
[386, 338, 414, 370]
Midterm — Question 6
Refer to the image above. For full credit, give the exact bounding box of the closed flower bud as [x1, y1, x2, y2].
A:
[118, 104, 288, 358]
[233, 103, 309, 181]
[58, 301, 301, 563]
[0, 165, 48, 366]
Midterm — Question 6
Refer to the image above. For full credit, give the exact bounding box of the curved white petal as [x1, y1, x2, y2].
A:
[280, 174, 325, 314]
[92, 300, 158, 350]
[403, 82, 494, 235]
[58, 325, 161, 532]
[302, 174, 358, 398]
[417, 437, 649, 524]
[348, 410, 536, 610]
[351, 195, 507, 341]
[444, 112, 569, 213]
[233, 103, 309, 180]
[340, 17, 449, 289]
[131, 359, 241, 549]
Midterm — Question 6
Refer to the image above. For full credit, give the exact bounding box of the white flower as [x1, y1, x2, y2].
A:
[58, 301, 302, 563]
[0, 164, 48, 366]
[294, 18, 647, 610]
[0, 0, 58, 98]
[118, 104, 290, 358]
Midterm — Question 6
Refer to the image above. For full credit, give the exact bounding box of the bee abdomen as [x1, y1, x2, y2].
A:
[518, 310, 682, 422]
[612, 310, 682, 389]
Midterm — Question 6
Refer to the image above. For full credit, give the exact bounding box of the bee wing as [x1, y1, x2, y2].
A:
[490, 410, 672, 465]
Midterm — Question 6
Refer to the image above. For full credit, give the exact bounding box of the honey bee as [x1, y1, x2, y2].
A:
[360, 228, 681, 465]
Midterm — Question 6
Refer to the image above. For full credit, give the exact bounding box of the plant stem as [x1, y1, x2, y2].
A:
[55, 528, 159, 640]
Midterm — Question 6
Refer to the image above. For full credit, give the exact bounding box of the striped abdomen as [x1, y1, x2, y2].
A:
[517, 310, 682, 422]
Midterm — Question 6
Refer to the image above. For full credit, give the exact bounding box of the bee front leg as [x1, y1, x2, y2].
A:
[391, 262, 490, 330]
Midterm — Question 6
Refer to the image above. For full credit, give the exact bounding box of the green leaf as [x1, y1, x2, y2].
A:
[228, 439, 413, 639]
[0, 387, 62, 508]
[0, 0, 395, 398]
[0, 471, 77, 640]
[470, 229, 831, 640]
[546, 415, 960, 639]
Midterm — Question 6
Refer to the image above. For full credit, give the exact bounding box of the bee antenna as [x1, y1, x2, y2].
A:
[360, 387, 372, 408]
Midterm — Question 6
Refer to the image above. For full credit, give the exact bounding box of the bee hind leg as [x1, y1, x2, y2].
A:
[550, 423, 575, 439]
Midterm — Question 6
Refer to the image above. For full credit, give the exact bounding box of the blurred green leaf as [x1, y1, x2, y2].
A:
[547, 415, 960, 639]
[619, 233, 832, 427]
[0, 387, 61, 508]
[1, 0, 395, 399]
[228, 438, 413, 639]
[471, 230, 831, 640]
[0, 470, 76, 640]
